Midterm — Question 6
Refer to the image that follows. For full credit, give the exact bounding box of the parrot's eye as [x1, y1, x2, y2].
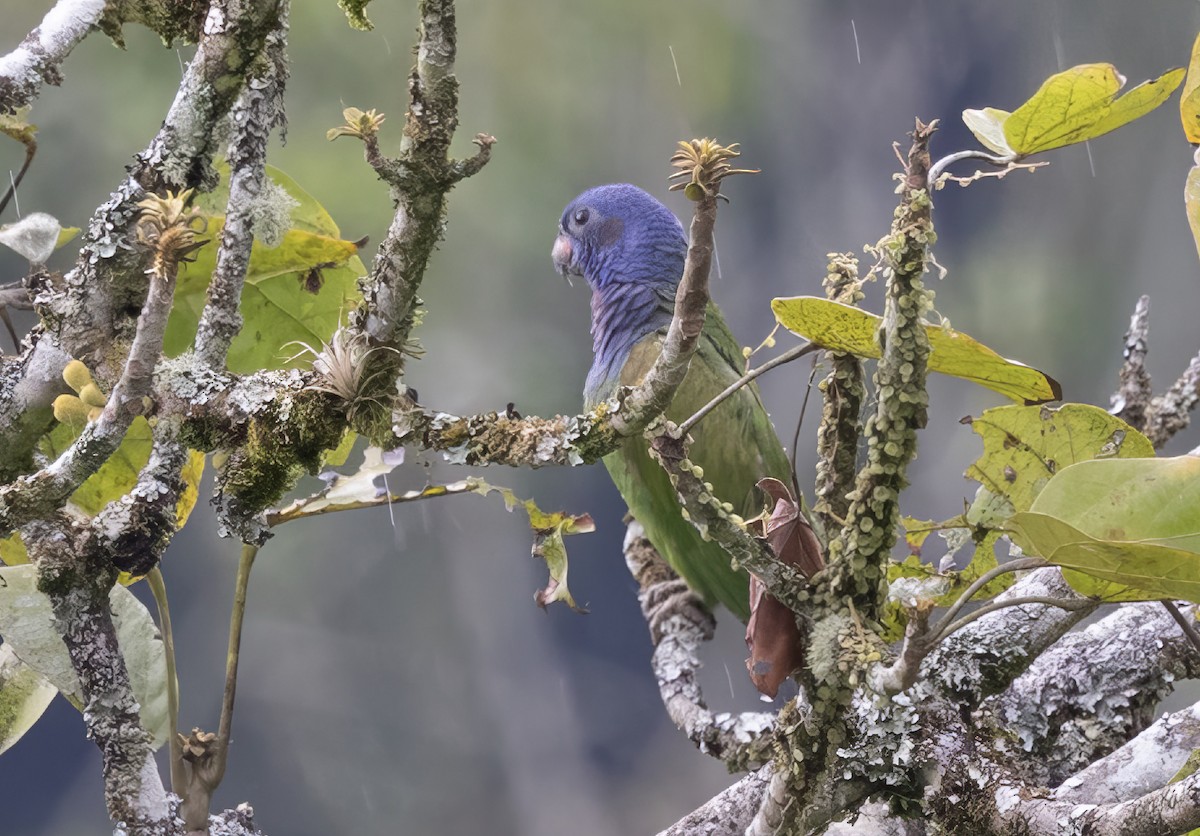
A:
[573, 208, 590, 226]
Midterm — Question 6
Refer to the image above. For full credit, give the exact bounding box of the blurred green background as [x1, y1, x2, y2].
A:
[2, 1, 1200, 833]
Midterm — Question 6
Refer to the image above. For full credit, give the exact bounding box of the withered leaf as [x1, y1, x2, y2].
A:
[744, 477, 823, 698]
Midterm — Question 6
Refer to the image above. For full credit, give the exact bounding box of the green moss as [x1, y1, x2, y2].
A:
[220, 392, 347, 516]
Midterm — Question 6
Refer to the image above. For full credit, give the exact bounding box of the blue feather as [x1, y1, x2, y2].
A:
[551, 184, 687, 405]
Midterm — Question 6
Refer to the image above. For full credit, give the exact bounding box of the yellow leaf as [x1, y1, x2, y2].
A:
[962, 107, 1014, 155]
[965, 403, 1154, 516]
[771, 296, 1060, 404]
[1003, 63, 1183, 155]
[0, 532, 28, 566]
[1186, 156, 1200, 266]
[470, 481, 594, 612]
[1182, 32, 1200, 143]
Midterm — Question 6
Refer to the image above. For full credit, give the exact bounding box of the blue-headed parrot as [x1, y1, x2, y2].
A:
[551, 183, 799, 623]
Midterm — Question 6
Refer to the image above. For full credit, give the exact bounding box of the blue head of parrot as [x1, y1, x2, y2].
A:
[552, 184, 687, 402]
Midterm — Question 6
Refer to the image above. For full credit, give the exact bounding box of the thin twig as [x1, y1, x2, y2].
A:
[0, 137, 35, 218]
[678, 341, 817, 436]
[789, 360, 819, 502]
[216, 543, 258, 782]
[932, 556, 1049, 640]
[934, 595, 1093, 643]
[1161, 600, 1200, 659]
[146, 567, 183, 797]
[927, 148, 1016, 186]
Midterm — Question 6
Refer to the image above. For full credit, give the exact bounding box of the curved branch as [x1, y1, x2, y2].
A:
[0, 0, 105, 113]
[0, 246, 178, 537]
[986, 599, 1200, 787]
[624, 521, 775, 770]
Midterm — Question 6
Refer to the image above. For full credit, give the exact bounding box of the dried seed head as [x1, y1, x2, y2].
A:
[135, 188, 208, 279]
[668, 138, 759, 201]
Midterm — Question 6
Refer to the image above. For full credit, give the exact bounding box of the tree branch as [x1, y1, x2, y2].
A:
[984, 599, 1200, 787]
[624, 521, 775, 770]
[821, 120, 937, 621]
[657, 767, 771, 836]
[0, 231, 180, 537]
[193, 11, 288, 367]
[0, 0, 106, 113]
[24, 516, 169, 832]
[1109, 294, 1152, 427]
[1056, 701, 1200, 805]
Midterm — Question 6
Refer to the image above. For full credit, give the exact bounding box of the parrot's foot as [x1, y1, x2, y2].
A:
[642, 578, 715, 645]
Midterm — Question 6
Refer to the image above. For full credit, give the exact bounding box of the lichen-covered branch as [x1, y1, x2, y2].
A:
[348, 0, 487, 355]
[821, 121, 936, 622]
[987, 765, 1200, 835]
[1056, 702, 1200, 805]
[657, 767, 772, 836]
[624, 521, 775, 770]
[645, 426, 808, 610]
[1109, 295, 1152, 427]
[193, 9, 289, 367]
[924, 566, 1095, 704]
[1145, 349, 1200, 448]
[0, 0, 106, 113]
[0, 232, 179, 538]
[984, 599, 1200, 787]
[134, 0, 284, 194]
[24, 516, 170, 832]
[92, 425, 193, 575]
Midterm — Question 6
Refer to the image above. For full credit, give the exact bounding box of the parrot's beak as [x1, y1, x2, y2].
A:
[551, 232, 576, 279]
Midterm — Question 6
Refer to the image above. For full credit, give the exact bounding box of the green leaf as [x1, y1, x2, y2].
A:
[965, 403, 1154, 516]
[771, 296, 1060, 404]
[166, 163, 364, 374]
[471, 482, 595, 611]
[1009, 456, 1200, 602]
[1031, 456, 1200, 548]
[1003, 63, 1184, 155]
[0, 106, 36, 145]
[962, 107, 1014, 155]
[1008, 511, 1200, 602]
[0, 565, 171, 748]
[0, 643, 58, 756]
[1181, 32, 1200, 144]
[1185, 160, 1200, 266]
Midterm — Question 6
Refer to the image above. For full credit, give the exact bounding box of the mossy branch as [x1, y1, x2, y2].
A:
[812, 253, 866, 536]
[820, 120, 937, 622]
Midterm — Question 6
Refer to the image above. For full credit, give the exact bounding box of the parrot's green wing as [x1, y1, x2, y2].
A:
[604, 303, 793, 621]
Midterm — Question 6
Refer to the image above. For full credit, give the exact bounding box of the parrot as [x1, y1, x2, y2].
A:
[551, 183, 796, 622]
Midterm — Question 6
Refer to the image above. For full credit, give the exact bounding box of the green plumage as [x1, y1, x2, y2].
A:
[592, 303, 792, 621]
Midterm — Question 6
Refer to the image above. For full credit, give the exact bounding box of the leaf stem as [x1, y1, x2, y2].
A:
[930, 556, 1049, 644]
[1161, 600, 1200, 658]
[214, 543, 258, 786]
[678, 341, 817, 437]
[927, 149, 1016, 186]
[934, 594, 1093, 644]
[146, 567, 183, 797]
